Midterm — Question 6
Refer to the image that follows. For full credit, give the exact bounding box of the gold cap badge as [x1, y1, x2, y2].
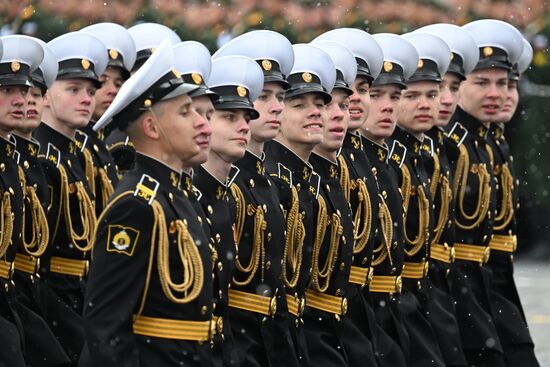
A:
[237, 86, 247, 97]
[383, 61, 393, 72]
[81, 59, 90, 70]
[172, 68, 181, 78]
[191, 73, 202, 85]
[143, 99, 152, 107]
[417, 59, 424, 69]
[262, 59, 272, 71]
[302, 72, 312, 83]
[483, 46, 493, 57]
[109, 49, 119, 60]
[10, 61, 20, 73]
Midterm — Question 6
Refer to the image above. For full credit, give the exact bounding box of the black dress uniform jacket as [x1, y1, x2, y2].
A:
[12, 134, 70, 367]
[486, 124, 539, 366]
[193, 165, 240, 367]
[338, 132, 405, 367]
[104, 128, 136, 174]
[361, 136, 410, 361]
[422, 126, 468, 367]
[80, 153, 214, 367]
[230, 150, 299, 367]
[78, 123, 120, 216]
[445, 107, 505, 366]
[388, 127, 445, 367]
[0, 135, 27, 367]
[264, 140, 315, 367]
[306, 153, 353, 367]
[33, 123, 97, 362]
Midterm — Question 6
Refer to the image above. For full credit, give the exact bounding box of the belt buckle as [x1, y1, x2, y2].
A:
[298, 297, 306, 317]
[395, 275, 402, 294]
[449, 247, 456, 263]
[483, 247, 491, 264]
[423, 261, 429, 277]
[269, 296, 277, 317]
[341, 297, 348, 316]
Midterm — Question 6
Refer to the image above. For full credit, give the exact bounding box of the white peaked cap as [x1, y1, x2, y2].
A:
[94, 39, 197, 132]
[309, 40, 357, 92]
[372, 33, 419, 86]
[313, 28, 383, 81]
[80, 22, 137, 73]
[402, 32, 451, 80]
[415, 23, 479, 77]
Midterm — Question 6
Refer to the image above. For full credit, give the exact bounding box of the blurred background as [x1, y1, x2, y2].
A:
[3, 0, 548, 257]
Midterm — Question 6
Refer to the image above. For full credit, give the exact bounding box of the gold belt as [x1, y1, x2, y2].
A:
[0, 261, 14, 280]
[430, 243, 455, 263]
[489, 235, 517, 253]
[14, 253, 40, 275]
[133, 315, 215, 342]
[401, 261, 429, 279]
[49, 256, 89, 278]
[454, 243, 490, 264]
[305, 289, 347, 316]
[369, 275, 402, 294]
[228, 289, 277, 316]
[286, 294, 305, 317]
[349, 266, 373, 286]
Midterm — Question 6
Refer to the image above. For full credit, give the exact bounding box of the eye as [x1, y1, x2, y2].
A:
[258, 94, 268, 101]
[339, 102, 349, 110]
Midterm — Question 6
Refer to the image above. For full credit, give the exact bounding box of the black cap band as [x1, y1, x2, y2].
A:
[210, 85, 259, 119]
[57, 59, 101, 88]
[107, 50, 130, 80]
[285, 72, 332, 103]
[31, 68, 47, 94]
[356, 57, 374, 84]
[408, 59, 441, 83]
[0, 62, 33, 87]
[447, 53, 466, 80]
[334, 70, 353, 96]
[474, 46, 512, 71]
[373, 62, 406, 89]
[255, 59, 291, 89]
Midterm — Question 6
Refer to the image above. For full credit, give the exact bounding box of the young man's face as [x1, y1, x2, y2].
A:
[250, 82, 284, 143]
[498, 79, 519, 123]
[153, 93, 212, 167]
[19, 87, 45, 135]
[320, 89, 349, 153]
[436, 73, 461, 127]
[361, 84, 401, 142]
[348, 76, 370, 131]
[45, 79, 96, 130]
[280, 93, 326, 148]
[459, 68, 508, 124]
[398, 81, 440, 136]
[209, 109, 251, 163]
[93, 66, 124, 121]
[187, 95, 214, 166]
[0, 85, 28, 137]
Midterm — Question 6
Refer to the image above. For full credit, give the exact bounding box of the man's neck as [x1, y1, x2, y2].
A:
[274, 136, 314, 162]
[202, 151, 232, 183]
[247, 136, 265, 158]
[312, 146, 337, 162]
[42, 113, 76, 139]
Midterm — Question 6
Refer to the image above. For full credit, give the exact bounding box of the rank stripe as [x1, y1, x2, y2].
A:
[305, 289, 346, 315]
[489, 234, 517, 253]
[228, 289, 275, 316]
[133, 315, 211, 341]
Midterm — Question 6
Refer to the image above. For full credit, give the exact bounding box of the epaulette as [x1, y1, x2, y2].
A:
[274, 162, 293, 187]
[448, 122, 468, 147]
[74, 130, 89, 152]
[422, 136, 434, 157]
[309, 171, 321, 199]
[389, 140, 407, 168]
[133, 174, 159, 205]
[45, 143, 61, 168]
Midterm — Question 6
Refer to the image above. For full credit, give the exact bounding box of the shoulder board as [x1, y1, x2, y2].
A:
[133, 174, 159, 205]
[309, 171, 321, 199]
[389, 140, 407, 168]
[45, 143, 61, 168]
[74, 130, 89, 152]
[448, 122, 468, 147]
[422, 136, 434, 157]
[276, 162, 293, 187]
[191, 186, 203, 201]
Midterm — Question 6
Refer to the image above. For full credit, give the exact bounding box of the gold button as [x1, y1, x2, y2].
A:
[168, 192, 174, 201]
[207, 205, 213, 214]
[266, 261, 271, 270]
[67, 160, 72, 167]
[350, 153, 355, 161]
[23, 160, 30, 169]
[382, 190, 387, 199]
[0, 163, 5, 171]
[215, 233, 221, 243]
[267, 232, 272, 241]
[9, 187, 14, 195]
[197, 216, 203, 224]
[339, 262, 345, 270]
[217, 261, 223, 271]
[93, 144, 99, 152]
[201, 305, 208, 315]
[249, 179, 255, 188]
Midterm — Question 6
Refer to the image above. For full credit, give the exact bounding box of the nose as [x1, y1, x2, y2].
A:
[381, 95, 393, 113]
[440, 90, 452, 106]
[80, 90, 92, 105]
[270, 99, 283, 115]
[238, 116, 250, 135]
[349, 91, 360, 103]
[194, 110, 212, 137]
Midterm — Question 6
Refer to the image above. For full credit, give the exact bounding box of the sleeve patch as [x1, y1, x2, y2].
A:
[106, 224, 141, 256]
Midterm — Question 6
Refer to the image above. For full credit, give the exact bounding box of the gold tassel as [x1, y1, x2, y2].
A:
[338, 155, 350, 202]
[83, 148, 96, 198]
[0, 191, 14, 258]
[97, 168, 114, 209]
[372, 194, 393, 267]
[493, 164, 514, 230]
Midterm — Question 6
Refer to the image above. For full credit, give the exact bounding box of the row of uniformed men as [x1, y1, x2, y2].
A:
[0, 18, 537, 367]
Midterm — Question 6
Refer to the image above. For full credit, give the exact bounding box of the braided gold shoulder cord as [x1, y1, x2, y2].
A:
[429, 154, 452, 245]
[58, 164, 97, 252]
[0, 191, 14, 258]
[281, 186, 305, 288]
[371, 193, 393, 267]
[82, 148, 96, 198]
[310, 195, 343, 293]
[452, 144, 491, 230]
[338, 156, 372, 256]
[493, 163, 514, 231]
[97, 168, 115, 210]
[18, 167, 49, 257]
[400, 165, 430, 257]
[230, 184, 266, 286]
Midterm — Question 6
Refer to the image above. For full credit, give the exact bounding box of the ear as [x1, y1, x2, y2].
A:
[140, 113, 160, 140]
[43, 90, 51, 107]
